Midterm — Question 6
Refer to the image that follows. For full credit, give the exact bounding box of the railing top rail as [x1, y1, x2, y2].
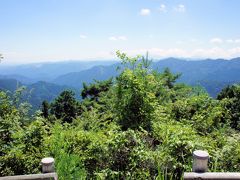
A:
[0, 172, 57, 180]
[184, 172, 240, 180]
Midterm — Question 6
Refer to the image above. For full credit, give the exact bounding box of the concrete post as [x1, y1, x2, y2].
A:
[192, 150, 209, 173]
[41, 157, 55, 173]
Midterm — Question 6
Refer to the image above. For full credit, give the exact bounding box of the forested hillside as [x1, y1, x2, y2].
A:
[52, 58, 240, 97]
[53, 64, 119, 89]
[0, 79, 77, 111]
[1, 52, 240, 179]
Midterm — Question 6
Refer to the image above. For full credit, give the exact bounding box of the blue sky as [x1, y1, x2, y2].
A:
[1, 0, 240, 64]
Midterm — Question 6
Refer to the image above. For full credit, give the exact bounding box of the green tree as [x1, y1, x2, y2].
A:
[160, 67, 181, 89]
[114, 51, 158, 131]
[0, 91, 22, 176]
[2, 117, 48, 176]
[41, 100, 49, 119]
[50, 90, 78, 123]
[217, 84, 240, 130]
[81, 78, 113, 101]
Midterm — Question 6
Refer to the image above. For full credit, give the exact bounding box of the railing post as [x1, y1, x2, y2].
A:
[192, 150, 209, 173]
[41, 157, 55, 173]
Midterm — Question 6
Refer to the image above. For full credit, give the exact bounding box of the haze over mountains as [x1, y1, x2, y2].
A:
[1, 57, 240, 110]
[0, 61, 116, 83]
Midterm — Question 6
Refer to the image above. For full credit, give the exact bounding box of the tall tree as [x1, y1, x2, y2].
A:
[41, 100, 49, 119]
[161, 67, 181, 89]
[50, 90, 78, 123]
[81, 78, 113, 101]
[114, 51, 157, 131]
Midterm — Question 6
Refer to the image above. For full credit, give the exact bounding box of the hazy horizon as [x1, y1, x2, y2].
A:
[1, 56, 240, 66]
[1, 0, 240, 64]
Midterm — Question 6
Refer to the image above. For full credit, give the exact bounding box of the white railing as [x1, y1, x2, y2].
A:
[0, 157, 57, 180]
[184, 150, 240, 180]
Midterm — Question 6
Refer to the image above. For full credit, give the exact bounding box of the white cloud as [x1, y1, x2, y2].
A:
[235, 39, 240, 43]
[140, 8, 151, 16]
[80, 34, 87, 39]
[210, 38, 223, 44]
[109, 36, 118, 41]
[158, 4, 167, 12]
[228, 47, 240, 55]
[120, 47, 240, 59]
[109, 36, 127, 41]
[226, 39, 234, 43]
[118, 36, 127, 40]
[174, 4, 186, 13]
[226, 39, 240, 43]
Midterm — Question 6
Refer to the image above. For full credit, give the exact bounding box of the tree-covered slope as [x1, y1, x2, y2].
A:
[27, 81, 78, 110]
[1, 57, 240, 97]
[0, 79, 77, 111]
[153, 58, 240, 96]
[0, 78, 22, 92]
[153, 57, 240, 83]
[53, 64, 119, 88]
[0, 74, 34, 84]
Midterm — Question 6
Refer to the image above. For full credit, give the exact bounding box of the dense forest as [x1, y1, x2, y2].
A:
[1, 52, 240, 179]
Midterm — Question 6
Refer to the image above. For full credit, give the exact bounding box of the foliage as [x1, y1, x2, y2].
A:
[41, 100, 49, 119]
[114, 51, 159, 131]
[0, 91, 21, 157]
[160, 67, 181, 89]
[81, 78, 113, 100]
[50, 90, 78, 123]
[2, 118, 48, 175]
[172, 94, 230, 134]
[0, 90, 47, 176]
[217, 84, 240, 130]
[1, 52, 240, 179]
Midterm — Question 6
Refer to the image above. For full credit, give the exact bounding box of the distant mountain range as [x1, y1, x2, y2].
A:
[53, 64, 119, 89]
[0, 60, 116, 83]
[152, 57, 240, 96]
[1, 58, 240, 110]
[52, 57, 240, 97]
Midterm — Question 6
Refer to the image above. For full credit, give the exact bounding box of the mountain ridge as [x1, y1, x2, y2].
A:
[1, 57, 240, 99]
[50, 57, 240, 97]
[0, 78, 78, 111]
[0, 60, 117, 81]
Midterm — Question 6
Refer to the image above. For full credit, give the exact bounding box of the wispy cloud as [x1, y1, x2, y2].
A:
[80, 34, 87, 39]
[174, 4, 186, 13]
[121, 47, 240, 59]
[109, 37, 117, 41]
[226, 39, 240, 43]
[210, 38, 223, 44]
[108, 36, 127, 41]
[118, 36, 127, 40]
[210, 38, 240, 44]
[140, 8, 151, 16]
[158, 4, 167, 12]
